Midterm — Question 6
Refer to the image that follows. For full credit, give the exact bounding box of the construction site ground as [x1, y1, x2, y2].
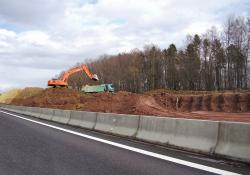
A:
[7, 88, 250, 123]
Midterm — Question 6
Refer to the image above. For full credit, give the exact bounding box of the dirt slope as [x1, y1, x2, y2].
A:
[10, 88, 250, 122]
[0, 89, 22, 104]
[11, 87, 43, 104]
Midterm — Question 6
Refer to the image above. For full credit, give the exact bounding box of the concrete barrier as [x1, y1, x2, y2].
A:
[3, 105, 12, 111]
[27, 107, 42, 118]
[137, 116, 219, 153]
[136, 116, 176, 144]
[169, 119, 219, 153]
[13, 106, 26, 114]
[0, 104, 8, 110]
[68, 111, 97, 129]
[0, 104, 8, 111]
[5, 105, 12, 110]
[9, 105, 19, 113]
[22, 106, 32, 115]
[94, 113, 139, 137]
[215, 122, 250, 163]
[2, 104, 250, 163]
[51, 109, 71, 124]
[23, 106, 34, 116]
[40, 108, 54, 120]
[0, 103, 6, 109]
[0, 105, 41, 118]
[15, 106, 25, 113]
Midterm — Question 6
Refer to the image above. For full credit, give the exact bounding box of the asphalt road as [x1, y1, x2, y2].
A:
[0, 110, 249, 175]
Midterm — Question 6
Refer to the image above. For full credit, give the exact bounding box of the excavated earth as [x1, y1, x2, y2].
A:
[10, 88, 250, 123]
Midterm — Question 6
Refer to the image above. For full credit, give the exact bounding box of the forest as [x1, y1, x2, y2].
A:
[66, 15, 250, 93]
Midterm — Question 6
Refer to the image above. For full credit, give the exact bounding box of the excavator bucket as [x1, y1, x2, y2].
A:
[92, 74, 99, 81]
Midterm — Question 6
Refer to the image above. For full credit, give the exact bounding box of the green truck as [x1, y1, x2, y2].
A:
[82, 84, 114, 93]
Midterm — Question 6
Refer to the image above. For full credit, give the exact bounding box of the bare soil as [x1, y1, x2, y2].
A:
[10, 88, 250, 123]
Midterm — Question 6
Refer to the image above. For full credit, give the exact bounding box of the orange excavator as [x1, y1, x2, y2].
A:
[48, 64, 98, 88]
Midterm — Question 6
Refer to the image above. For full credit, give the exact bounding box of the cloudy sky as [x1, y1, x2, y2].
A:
[0, 0, 249, 92]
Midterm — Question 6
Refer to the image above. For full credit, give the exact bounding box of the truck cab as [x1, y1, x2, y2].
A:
[104, 84, 114, 92]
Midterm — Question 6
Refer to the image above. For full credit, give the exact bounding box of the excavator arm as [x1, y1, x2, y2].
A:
[61, 65, 98, 82]
[48, 64, 98, 87]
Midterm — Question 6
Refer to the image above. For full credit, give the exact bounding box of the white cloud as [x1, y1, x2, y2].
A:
[0, 0, 66, 27]
[0, 0, 249, 92]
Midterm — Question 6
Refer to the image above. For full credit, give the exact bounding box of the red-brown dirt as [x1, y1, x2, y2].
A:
[10, 88, 250, 123]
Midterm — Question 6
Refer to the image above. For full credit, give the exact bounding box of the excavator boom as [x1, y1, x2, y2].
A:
[48, 64, 98, 87]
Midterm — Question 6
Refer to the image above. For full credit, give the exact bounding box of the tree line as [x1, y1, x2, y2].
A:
[66, 15, 250, 93]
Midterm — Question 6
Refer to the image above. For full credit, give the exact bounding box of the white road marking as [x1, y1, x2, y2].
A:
[0, 110, 240, 175]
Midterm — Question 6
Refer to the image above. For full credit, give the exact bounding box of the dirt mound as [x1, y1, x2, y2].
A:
[16, 88, 139, 114]
[16, 88, 82, 109]
[135, 95, 250, 122]
[79, 91, 139, 114]
[9, 88, 250, 122]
